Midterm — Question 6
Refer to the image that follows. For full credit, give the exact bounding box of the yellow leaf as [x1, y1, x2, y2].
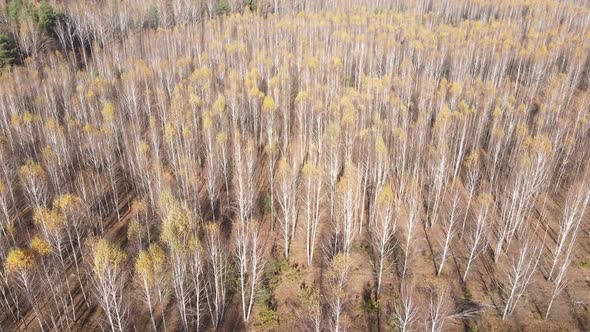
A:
[31, 237, 52, 256]
[5, 249, 35, 273]
[263, 96, 276, 112]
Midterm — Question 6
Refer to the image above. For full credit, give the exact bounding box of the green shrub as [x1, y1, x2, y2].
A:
[362, 295, 380, 314]
[6, 0, 60, 34]
[259, 191, 272, 215]
[147, 5, 159, 28]
[255, 306, 279, 329]
[35, 1, 58, 33]
[464, 286, 473, 301]
[226, 266, 241, 292]
[246, 0, 257, 12]
[285, 264, 302, 282]
[7, 0, 24, 22]
[217, 0, 230, 15]
[0, 33, 16, 69]
[387, 316, 401, 332]
[259, 256, 287, 304]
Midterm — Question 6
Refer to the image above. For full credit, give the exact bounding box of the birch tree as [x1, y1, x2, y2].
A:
[203, 111, 220, 221]
[275, 158, 298, 259]
[426, 286, 453, 332]
[204, 223, 228, 328]
[301, 161, 323, 266]
[235, 219, 265, 321]
[135, 243, 169, 331]
[335, 164, 360, 256]
[501, 237, 542, 320]
[18, 160, 48, 209]
[436, 184, 461, 276]
[263, 95, 278, 229]
[548, 180, 590, 280]
[462, 193, 493, 281]
[160, 191, 194, 331]
[393, 284, 419, 332]
[327, 253, 350, 332]
[402, 181, 421, 280]
[90, 239, 128, 332]
[4, 248, 44, 330]
[232, 132, 256, 223]
[369, 184, 396, 295]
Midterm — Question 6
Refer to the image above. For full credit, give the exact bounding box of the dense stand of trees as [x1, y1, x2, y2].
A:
[0, 0, 589, 330]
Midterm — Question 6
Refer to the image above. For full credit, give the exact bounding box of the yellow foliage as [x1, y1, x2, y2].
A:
[205, 222, 220, 237]
[135, 250, 153, 281]
[83, 123, 99, 136]
[216, 132, 228, 145]
[477, 193, 494, 207]
[139, 141, 150, 155]
[518, 155, 532, 169]
[176, 56, 192, 68]
[5, 249, 35, 273]
[458, 100, 469, 113]
[342, 109, 355, 126]
[213, 95, 226, 114]
[33, 207, 64, 233]
[249, 86, 264, 98]
[102, 102, 116, 122]
[516, 123, 529, 138]
[191, 67, 213, 82]
[263, 96, 276, 112]
[305, 56, 320, 69]
[295, 91, 309, 103]
[375, 135, 387, 155]
[6, 222, 15, 235]
[42, 146, 56, 163]
[264, 141, 277, 154]
[337, 164, 358, 194]
[11, 114, 22, 127]
[23, 111, 38, 124]
[127, 219, 146, 243]
[377, 184, 394, 206]
[531, 135, 553, 156]
[492, 107, 502, 118]
[53, 194, 82, 213]
[450, 82, 462, 96]
[93, 239, 127, 275]
[161, 198, 194, 252]
[188, 235, 202, 252]
[19, 160, 46, 180]
[464, 150, 480, 168]
[276, 158, 292, 180]
[203, 112, 214, 130]
[44, 118, 57, 130]
[30, 237, 52, 256]
[330, 56, 343, 68]
[189, 94, 202, 107]
[434, 105, 452, 129]
[149, 243, 166, 266]
[164, 123, 177, 143]
[136, 243, 168, 287]
[394, 128, 407, 143]
[330, 253, 350, 275]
